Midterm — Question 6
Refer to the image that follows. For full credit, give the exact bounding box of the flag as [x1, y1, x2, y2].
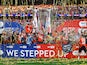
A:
[33, 9, 38, 29]
[45, 9, 51, 33]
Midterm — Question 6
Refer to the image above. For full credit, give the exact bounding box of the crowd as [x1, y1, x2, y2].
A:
[0, 5, 87, 45]
[0, 5, 87, 16]
[0, 19, 84, 45]
[57, 6, 87, 15]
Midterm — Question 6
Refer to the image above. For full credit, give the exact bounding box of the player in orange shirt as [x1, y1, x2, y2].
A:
[37, 32, 43, 44]
[25, 23, 33, 34]
[78, 32, 87, 59]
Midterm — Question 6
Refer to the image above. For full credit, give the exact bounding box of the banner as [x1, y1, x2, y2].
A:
[0, 44, 87, 58]
[0, 14, 87, 17]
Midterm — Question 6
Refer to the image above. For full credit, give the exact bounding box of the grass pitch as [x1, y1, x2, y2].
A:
[0, 58, 87, 65]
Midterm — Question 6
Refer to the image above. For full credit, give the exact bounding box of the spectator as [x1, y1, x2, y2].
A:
[26, 34, 33, 45]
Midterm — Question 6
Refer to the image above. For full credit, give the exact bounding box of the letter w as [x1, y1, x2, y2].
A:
[6, 50, 14, 56]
